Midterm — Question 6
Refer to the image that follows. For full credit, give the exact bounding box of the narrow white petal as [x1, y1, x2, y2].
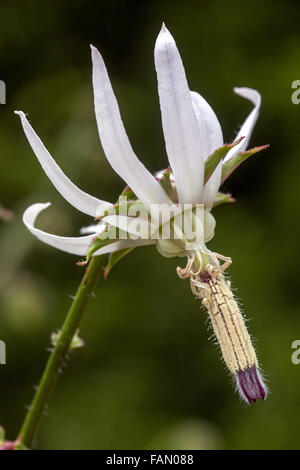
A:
[94, 238, 154, 256]
[154, 25, 204, 205]
[191, 91, 223, 206]
[23, 203, 96, 255]
[202, 164, 222, 208]
[223, 87, 261, 163]
[91, 45, 171, 214]
[191, 91, 223, 156]
[80, 222, 106, 235]
[15, 111, 112, 217]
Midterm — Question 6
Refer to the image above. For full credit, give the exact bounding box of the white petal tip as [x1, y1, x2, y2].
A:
[156, 23, 173, 46]
[90, 45, 97, 57]
[36, 202, 52, 210]
[233, 87, 261, 106]
[90, 44, 101, 61]
[80, 222, 105, 235]
[14, 110, 25, 117]
[23, 202, 52, 225]
[233, 86, 251, 97]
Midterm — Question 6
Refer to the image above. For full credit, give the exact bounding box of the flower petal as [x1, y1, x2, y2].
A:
[203, 165, 221, 207]
[154, 25, 204, 205]
[102, 214, 154, 239]
[94, 238, 154, 256]
[80, 222, 106, 235]
[190, 91, 223, 156]
[23, 203, 97, 255]
[191, 91, 223, 206]
[223, 87, 261, 163]
[91, 45, 171, 214]
[15, 111, 111, 217]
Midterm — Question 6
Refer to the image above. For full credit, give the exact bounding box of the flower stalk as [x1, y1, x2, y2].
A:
[17, 254, 107, 448]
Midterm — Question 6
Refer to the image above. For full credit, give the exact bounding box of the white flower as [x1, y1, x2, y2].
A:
[16, 25, 261, 261]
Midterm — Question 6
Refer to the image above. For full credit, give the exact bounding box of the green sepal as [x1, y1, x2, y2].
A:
[204, 137, 244, 183]
[78, 226, 120, 265]
[97, 198, 145, 220]
[158, 167, 178, 202]
[104, 247, 135, 279]
[78, 186, 139, 269]
[212, 192, 235, 208]
[119, 185, 137, 200]
[221, 144, 269, 184]
[95, 185, 139, 221]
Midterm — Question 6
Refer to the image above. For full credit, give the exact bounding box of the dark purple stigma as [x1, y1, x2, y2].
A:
[199, 271, 212, 283]
[236, 366, 267, 404]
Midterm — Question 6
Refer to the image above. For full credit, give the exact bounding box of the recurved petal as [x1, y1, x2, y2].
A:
[154, 25, 204, 205]
[91, 45, 171, 214]
[191, 91, 223, 206]
[15, 111, 111, 217]
[23, 203, 97, 255]
[223, 87, 261, 163]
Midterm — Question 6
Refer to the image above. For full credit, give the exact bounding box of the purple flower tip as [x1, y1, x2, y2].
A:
[236, 366, 267, 404]
[0, 441, 17, 450]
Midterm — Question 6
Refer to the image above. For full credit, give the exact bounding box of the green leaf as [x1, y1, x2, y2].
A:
[97, 198, 145, 220]
[221, 144, 269, 184]
[104, 247, 135, 279]
[212, 192, 235, 208]
[204, 137, 244, 183]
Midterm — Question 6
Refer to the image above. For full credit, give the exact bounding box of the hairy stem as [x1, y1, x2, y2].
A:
[17, 254, 107, 448]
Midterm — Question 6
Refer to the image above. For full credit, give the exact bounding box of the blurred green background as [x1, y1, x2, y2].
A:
[1, 0, 300, 450]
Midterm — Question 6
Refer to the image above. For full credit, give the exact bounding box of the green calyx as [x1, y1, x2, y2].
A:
[221, 144, 269, 184]
[204, 137, 244, 183]
[155, 206, 216, 259]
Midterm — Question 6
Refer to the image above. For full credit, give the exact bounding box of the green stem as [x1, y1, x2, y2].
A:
[17, 254, 107, 448]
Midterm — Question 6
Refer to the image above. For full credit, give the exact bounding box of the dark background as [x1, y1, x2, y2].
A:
[1, 0, 300, 449]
